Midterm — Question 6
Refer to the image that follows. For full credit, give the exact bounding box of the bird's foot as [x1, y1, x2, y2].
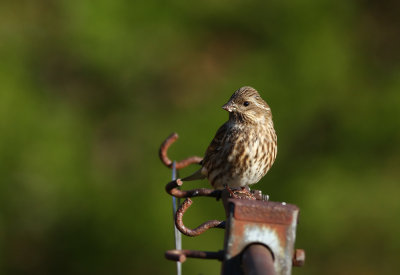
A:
[224, 184, 236, 197]
[224, 185, 256, 200]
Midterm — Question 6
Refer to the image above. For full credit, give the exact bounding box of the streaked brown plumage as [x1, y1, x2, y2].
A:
[183, 86, 277, 190]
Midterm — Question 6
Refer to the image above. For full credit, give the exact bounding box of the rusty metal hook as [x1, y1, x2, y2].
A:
[159, 133, 203, 169]
[160, 133, 225, 237]
[166, 179, 221, 199]
[165, 249, 224, 263]
[175, 198, 225, 237]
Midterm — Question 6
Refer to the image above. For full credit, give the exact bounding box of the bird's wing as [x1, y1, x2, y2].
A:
[182, 122, 229, 182]
[202, 122, 229, 168]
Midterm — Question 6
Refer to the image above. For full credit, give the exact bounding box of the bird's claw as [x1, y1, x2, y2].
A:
[223, 185, 257, 200]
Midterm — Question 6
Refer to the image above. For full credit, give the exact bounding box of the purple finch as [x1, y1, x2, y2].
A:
[183, 86, 277, 190]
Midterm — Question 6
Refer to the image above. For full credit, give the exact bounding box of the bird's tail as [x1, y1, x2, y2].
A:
[181, 168, 206, 182]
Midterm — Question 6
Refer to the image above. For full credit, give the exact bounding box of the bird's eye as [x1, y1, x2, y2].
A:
[243, 101, 250, 107]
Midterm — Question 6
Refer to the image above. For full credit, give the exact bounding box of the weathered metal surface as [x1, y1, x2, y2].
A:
[165, 249, 224, 263]
[232, 199, 298, 224]
[175, 198, 225, 237]
[221, 191, 301, 275]
[159, 132, 203, 169]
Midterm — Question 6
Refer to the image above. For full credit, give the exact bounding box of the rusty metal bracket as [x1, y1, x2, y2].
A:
[221, 191, 305, 275]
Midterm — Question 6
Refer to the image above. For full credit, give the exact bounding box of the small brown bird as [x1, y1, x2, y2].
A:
[183, 86, 277, 191]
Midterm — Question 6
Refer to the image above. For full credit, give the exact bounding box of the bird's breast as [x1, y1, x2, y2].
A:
[205, 123, 276, 189]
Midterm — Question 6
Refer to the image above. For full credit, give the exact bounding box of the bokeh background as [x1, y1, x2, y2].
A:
[1, 0, 400, 274]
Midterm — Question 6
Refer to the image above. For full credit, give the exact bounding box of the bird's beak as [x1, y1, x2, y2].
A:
[222, 102, 235, 112]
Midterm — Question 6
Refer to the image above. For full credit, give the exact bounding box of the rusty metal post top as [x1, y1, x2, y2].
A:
[221, 189, 303, 275]
[223, 198, 299, 225]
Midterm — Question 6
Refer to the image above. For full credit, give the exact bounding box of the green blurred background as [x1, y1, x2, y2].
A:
[1, 0, 400, 274]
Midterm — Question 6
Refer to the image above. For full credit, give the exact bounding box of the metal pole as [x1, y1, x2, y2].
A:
[241, 244, 276, 275]
[171, 161, 182, 275]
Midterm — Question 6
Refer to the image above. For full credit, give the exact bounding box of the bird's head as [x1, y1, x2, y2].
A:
[222, 86, 272, 124]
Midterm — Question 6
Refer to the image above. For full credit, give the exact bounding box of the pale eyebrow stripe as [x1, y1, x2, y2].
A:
[253, 100, 270, 110]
